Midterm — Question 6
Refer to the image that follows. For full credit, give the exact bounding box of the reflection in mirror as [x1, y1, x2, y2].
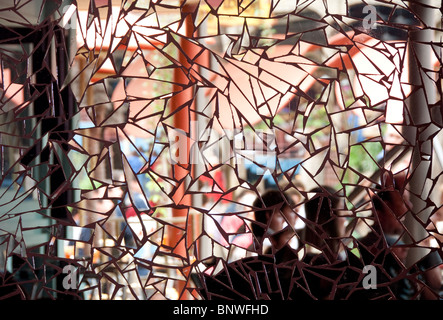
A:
[0, 0, 441, 300]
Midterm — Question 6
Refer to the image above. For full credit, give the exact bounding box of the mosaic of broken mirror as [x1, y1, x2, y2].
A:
[0, 0, 442, 300]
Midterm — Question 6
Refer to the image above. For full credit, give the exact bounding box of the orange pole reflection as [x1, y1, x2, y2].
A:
[168, 8, 198, 299]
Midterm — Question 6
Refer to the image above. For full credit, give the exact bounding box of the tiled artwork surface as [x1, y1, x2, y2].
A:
[0, 0, 442, 300]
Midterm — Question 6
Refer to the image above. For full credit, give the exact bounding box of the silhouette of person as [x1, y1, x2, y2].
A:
[298, 186, 359, 300]
[355, 172, 442, 299]
[251, 189, 299, 261]
[201, 189, 301, 300]
[302, 186, 346, 264]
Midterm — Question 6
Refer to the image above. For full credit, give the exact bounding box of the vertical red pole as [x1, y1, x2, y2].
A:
[168, 7, 196, 299]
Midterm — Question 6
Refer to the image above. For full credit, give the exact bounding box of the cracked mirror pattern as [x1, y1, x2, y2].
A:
[0, 0, 442, 300]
